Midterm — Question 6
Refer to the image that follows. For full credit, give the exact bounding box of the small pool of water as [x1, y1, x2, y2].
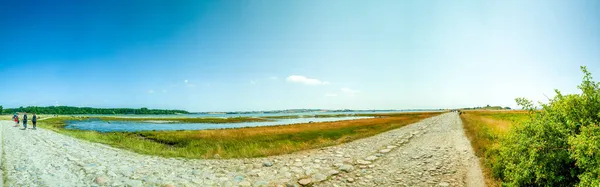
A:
[65, 117, 372, 132]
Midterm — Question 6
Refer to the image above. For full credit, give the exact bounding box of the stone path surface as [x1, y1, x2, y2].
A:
[0, 112, 484, 186]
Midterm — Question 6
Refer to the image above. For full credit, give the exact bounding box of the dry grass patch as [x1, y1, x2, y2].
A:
[460, 110, 530, 187]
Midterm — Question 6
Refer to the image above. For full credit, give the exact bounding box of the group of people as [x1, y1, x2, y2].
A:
[12, 112, 37, 130]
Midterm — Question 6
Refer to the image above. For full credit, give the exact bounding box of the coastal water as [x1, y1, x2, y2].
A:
[68, 110, 437, 118]
[65, 116, 372, 132]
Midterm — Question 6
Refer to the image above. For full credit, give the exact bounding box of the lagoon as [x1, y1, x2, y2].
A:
[65, 116, 371, 132]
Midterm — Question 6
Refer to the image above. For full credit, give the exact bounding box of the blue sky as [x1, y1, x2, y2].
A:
[1, 0, 599, 112]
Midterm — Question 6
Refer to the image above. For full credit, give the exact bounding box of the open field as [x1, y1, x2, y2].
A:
[38, 112, 441, 159]
[459, 110, 530, 186]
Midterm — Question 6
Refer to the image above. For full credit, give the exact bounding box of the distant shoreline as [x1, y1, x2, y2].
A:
[1, 106, 445, 115]
[190, 109, 444, 115]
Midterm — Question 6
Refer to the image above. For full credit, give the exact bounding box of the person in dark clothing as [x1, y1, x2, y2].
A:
[32, 113, 37, 130]
[22, 112, 28, 130]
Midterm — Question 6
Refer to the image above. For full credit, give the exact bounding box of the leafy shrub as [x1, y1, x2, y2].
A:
[494, 66, 600, 186]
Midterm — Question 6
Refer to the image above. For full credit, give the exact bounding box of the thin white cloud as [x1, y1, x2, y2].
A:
[341, 88, 360, 94]
[325, 93, 338, 97]
[184, 79, 196, 88]
[162, 90, 167, 93]
[250, 80, 257, 85]
[148, 90, 155, 94]
[286, 75, 330, 85]
[269, 76, 278, 80]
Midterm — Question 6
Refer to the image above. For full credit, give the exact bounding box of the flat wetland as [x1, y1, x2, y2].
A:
[34, 112, 442, 158]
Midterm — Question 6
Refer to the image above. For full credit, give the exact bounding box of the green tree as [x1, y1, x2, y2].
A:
[495, 66, 600, 186]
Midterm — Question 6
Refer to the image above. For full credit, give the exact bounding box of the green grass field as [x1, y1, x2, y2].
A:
[37, 112, 441, 159]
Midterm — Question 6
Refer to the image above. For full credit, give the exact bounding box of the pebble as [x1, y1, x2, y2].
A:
[356, 159, 372, 165]
[94, 177, 106, 185]
[234, 175, 245, 182]
[124, 179, 142, 187]
[346, 178, 355, 183]
[254, 180, 268, 186]
[298, 178, 312, 186]
[312, 173, 328, 182]
[364, 156, 378, 161]
[339, 164, 354, 172]
[263, 161, 274, 167]
[238, 181, 251, 187]
[327, 170, 340, 176]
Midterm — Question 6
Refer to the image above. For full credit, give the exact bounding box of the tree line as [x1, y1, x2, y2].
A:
[0, 106, 189, 115]
[462, 105, 511, 110]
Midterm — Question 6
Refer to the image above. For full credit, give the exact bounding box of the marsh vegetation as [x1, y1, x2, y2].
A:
[38, 112, 440, 158]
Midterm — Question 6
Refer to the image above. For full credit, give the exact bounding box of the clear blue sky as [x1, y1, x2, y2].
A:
[1, 0, 599, 112]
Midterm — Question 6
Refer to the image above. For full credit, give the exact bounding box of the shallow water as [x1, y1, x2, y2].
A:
[67, 110, 437, 118]
[65, 117, 372, 132]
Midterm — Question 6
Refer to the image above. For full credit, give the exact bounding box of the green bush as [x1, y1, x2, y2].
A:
[495, 66, 600, 186]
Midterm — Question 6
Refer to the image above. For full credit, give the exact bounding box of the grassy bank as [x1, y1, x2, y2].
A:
[39, 112, 441, 159]
[459, 110, 530, 186]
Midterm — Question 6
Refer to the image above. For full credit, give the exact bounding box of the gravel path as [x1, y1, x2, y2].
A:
[0, 112, 484, 186]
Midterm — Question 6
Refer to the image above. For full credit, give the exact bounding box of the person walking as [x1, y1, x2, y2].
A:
[22, 112, 28, 130]
[32, 113, 37, 130]
[13, 113, 19, 127]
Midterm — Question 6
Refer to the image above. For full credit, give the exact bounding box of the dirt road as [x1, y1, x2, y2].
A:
[0, 112, 484, 186]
